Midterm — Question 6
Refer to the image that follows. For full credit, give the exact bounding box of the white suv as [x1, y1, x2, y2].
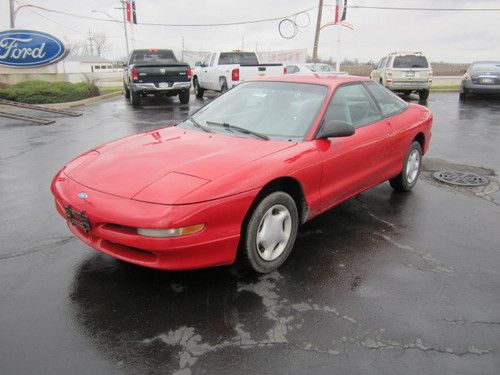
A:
[370, 52, 432, 100]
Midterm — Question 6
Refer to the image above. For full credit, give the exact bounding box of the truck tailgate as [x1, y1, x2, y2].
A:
[238, 65, 284, 82]
[135, 64, 190, 85]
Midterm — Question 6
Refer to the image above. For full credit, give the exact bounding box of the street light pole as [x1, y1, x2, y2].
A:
[92, 7, 129, 57]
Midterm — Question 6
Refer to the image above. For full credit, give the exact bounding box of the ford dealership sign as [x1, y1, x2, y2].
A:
[0, 30, 67, 68]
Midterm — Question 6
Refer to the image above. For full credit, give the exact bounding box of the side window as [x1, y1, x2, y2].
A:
[385, 57, 392, 68]
[377, 58, 385, 69]
[287, 65, 299, 74]
[209, 53, 216, 67]
[324, 84, 382, 128]
[365, 82, 408, 117]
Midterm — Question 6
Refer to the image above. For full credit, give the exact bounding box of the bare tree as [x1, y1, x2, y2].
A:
[65, 32, 110, 57]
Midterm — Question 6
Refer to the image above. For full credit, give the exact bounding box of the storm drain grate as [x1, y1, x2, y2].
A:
[433, 171, 489, 187]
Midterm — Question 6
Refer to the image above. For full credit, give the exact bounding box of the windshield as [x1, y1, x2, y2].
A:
[306, 64, 336, 72]
[181, 82, 328, 141]
[131, 50, 177, 64]
[470, 62, 500, 72]
[218, 52, 259, 65]
[393, 55, 429, 68]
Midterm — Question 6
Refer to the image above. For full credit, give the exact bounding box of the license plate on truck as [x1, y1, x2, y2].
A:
[159, 82, 170, 88]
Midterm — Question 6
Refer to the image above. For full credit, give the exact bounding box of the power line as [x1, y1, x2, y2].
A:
[17, 2, 318, 27]
[348, 5, 500, 11]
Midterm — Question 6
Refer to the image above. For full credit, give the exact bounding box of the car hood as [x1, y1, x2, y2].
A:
[65, 126, 296, 202]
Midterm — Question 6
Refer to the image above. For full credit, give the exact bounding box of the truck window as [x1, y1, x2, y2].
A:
[132, 50, 177, 64]
[210, 53, 216, 67]
[218, 52, 259, 65]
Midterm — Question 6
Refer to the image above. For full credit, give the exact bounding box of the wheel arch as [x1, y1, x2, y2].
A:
[413, 132, 426, 153]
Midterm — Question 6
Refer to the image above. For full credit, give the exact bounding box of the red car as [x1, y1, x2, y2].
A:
[51, 75, 432, 273]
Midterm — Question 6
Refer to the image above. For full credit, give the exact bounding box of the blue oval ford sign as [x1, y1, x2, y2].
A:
[0, 29, 67, 68]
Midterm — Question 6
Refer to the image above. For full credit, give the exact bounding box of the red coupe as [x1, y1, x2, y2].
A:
[51, 75, 432, 273]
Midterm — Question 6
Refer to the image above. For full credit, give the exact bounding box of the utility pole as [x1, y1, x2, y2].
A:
[312, 0, 323, 62]
[9, 0, 15, 28]
[120, 0, 130, 56]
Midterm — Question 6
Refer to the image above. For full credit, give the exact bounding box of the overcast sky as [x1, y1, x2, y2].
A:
[1, 0, 499, 63]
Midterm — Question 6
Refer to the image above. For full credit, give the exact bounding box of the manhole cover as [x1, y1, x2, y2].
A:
[433, 171, 489, 187]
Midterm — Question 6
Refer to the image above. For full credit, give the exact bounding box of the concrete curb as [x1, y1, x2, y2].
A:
[43, 91, 122, 109]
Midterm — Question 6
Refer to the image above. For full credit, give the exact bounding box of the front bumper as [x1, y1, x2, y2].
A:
[51, 170, 257, 270]
[131, 81, 191, 93]
[387, 81, 431, 91]
[463, 80, 500, 94]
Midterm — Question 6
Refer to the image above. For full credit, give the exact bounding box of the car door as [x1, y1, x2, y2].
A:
[315, 83, 394, 210]
[207, 53, 220, 90]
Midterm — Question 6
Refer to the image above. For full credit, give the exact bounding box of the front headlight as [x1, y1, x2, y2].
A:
[137, 224, 205, 238]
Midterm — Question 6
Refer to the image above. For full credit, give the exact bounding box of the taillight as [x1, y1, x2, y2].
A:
[464, 72, 471, 80]
[186, 66, 192, 79]
[386, 71, 393, 77]
[131, 67, 138, 81]
[284, 67, 288, 74]
[386, 70, 393, 83]
[428, 70, 433, 83]
[231, 68, 239, 81]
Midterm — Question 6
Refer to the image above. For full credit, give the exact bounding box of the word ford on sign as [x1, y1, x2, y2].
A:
[0, 30, 67, 68]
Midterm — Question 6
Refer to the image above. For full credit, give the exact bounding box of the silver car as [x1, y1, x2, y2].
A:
[370, 52, 432, 100]
[460, 61, 500, 99]
[286, 63, 347, 76]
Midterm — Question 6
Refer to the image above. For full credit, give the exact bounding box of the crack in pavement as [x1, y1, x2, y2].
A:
[0, 236, 75, 261]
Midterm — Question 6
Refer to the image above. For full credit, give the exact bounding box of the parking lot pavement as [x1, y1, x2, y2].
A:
[0, 93, 499, 374]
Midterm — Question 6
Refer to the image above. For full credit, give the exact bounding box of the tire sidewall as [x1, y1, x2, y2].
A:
[243, 192, 299, 273]
[402, 141, 422, 190]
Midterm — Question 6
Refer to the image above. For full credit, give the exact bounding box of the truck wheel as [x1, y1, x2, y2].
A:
[130, 90, 140, 107]
[179, 90, 190, 104]
[220, 78, 228, 93]
[124, 85, 130, 99]
[193, 78, 204, 99]
[389, 141, 422, 192]
[419, 89, 430, 101]
[240, 191, 299, 273]
[459, 88, 469, 100]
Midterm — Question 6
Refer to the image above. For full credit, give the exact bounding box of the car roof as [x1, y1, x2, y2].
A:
[253, 74, 370, 89]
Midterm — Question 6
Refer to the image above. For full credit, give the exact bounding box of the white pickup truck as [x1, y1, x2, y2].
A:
[192, 51, 286, 98]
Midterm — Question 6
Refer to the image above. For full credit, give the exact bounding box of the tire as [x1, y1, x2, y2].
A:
[240, 192, 299, 273]
[403, 90, 412, 97]
[124, 84, 130, 99]
[220, 78, 228, 93]
[193, 78, 204, 99]
[130, 90, 140, 107]
[390, 141, 422, 192]
[179, 90, 190, 104]
[419, 89, 430, 101]
[459, 88, 469, 100]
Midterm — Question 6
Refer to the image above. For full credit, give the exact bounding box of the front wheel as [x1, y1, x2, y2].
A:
[419, 89, 430, 101]
[179, 90, 190, 104]
[240, 192, 299, 273]
[390, 141, 422, 192]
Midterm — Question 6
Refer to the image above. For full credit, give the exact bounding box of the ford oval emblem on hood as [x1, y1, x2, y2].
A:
[0, 29, 67, 68]
[78, 192, 88, 199]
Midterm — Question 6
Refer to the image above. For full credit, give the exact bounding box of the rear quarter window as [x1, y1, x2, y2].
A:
[365, 82, 408, 117]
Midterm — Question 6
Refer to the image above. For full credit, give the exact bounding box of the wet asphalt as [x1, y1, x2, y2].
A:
[0, 92, 499, 374]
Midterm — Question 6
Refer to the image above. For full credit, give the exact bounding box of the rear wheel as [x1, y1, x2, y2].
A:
[194, 78, 204, 99]
[130, 90, 141, 107]
[459, 87, 469, 100]
[220, 78, 228, 93]
[240, 192, 299, 273]
[179, 90, 190, 104]
[419, 89, 430, 101]
[390, 141, 422, 192]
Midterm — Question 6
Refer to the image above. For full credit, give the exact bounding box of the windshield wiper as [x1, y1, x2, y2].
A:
[206, 121, 269, 140]
[188, 116, 212, 133]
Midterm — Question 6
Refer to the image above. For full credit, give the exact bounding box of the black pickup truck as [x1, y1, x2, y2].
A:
[123, 49, 192, 106]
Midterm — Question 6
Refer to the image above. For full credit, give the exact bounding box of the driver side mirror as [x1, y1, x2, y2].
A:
[195, 61, 201, 67]
[317, 120, 355, 139]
